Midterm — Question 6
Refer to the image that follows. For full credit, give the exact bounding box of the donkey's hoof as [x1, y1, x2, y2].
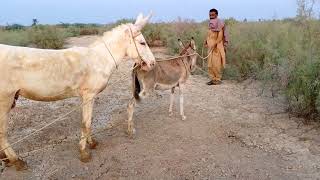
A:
[127, 128, 136, 139]
[88, 139, 99, 150]
[80, 151, 91, 163]
[181, 116, 187, 121]
[13, 158, 28, 171]
[0, 152, 10, 164]
[155, 93, 163, 98]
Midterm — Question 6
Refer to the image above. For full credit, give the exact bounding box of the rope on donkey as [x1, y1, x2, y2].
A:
[155, 48, 213, 62]
[153, 46, 214, 77]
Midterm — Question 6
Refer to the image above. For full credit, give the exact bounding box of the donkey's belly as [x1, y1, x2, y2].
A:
[16, 69, 83, 101]
[155, 83, 177, 90]
[19, 80, 79, 101]
[19, 85, 78, 101]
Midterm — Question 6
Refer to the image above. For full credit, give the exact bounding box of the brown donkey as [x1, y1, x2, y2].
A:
[127, 38, 197, 137]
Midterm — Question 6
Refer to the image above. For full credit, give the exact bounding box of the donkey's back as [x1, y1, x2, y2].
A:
[135, 58, 189, 94]
[0, 44, 103, 101]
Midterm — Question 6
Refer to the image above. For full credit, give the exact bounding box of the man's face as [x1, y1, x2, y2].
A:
[209, 12, 217, 19]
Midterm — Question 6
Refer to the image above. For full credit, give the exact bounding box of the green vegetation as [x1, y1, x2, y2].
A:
[0, 29, 29, 46]
[0, 23, 105, 49]
[28, 25, 65, 49]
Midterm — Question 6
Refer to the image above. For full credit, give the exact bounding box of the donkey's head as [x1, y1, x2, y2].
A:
[126, 13, 156, 71]
[178, 37, 197, 72]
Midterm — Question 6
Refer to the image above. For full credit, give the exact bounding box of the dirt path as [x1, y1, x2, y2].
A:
[1, 36, 320, 180]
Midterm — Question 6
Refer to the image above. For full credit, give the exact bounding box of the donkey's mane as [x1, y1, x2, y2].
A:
[89, 23, 132, 47]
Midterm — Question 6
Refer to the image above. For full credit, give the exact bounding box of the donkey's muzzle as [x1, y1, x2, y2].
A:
[141, 60, 155, 71]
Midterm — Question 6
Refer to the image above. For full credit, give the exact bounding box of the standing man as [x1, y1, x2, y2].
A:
[205, 8, 228, 85]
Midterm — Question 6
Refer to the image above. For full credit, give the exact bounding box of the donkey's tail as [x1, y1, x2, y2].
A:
[132, 65, 141, 101]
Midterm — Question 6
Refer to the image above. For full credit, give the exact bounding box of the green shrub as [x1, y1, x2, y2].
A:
[5, 24, 25, 31]
[223, 64, 241, 80]
[110, 19, 134, 29]
[63, 26, 81, 37]
[0, 23, 105, 48]
[143, 23, 169, 46]
[79, 27, 100, 35]
[0, 30, 29, 46]
[57, 23, 105, 37]
[286, 58, 320, 118]
[28, 25, 65, 49]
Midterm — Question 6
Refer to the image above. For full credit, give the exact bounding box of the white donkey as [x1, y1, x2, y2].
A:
[0, 13, 155, 170]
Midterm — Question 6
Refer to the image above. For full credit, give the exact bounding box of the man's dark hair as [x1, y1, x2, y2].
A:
[209, 8, 218, 15]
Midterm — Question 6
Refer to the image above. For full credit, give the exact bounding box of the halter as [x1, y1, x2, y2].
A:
[179, 40, 196, 54]
[101, 26, 147, 70]
[102, 40, 119, 69]
[179, 42, 196, 73]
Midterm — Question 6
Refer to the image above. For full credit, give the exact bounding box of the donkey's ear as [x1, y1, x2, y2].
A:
[178, 39, 184, 48]
[135, 13, 144, 25]
[135, 12, 152, 31]
[190, 38, 196, 50]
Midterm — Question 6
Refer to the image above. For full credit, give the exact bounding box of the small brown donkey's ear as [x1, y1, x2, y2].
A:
[178, 39, 184, 48]
[190, 37, 196, 50]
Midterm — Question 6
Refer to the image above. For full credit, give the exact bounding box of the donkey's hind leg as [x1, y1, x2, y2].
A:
[0, 93, 27, 170]
[169, 87, 175, 117]
[11, 90, 20, 109]
[127, 97, 136, 138]
[179, 84, 186, 120]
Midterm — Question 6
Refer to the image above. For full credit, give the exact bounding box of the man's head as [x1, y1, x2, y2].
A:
[209, 8, 218, 19]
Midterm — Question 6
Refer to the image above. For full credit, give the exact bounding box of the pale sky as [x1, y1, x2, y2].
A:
[0, 0, 303, 25]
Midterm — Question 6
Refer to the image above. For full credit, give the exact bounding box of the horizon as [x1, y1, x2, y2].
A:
[1, 0, 319, 26]
[0, 17, 303, 27]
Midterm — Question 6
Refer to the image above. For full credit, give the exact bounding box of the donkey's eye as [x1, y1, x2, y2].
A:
[140, 42, 146, 46]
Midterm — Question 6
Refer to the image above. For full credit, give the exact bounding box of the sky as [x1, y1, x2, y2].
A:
[0, 0, 304, 25]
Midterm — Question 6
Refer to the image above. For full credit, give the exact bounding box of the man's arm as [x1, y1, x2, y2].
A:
[212, 29, 224, 49]
[204, 31, 210, 48]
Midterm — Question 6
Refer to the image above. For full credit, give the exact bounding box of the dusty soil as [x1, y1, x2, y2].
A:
[1, 36, 320, 180]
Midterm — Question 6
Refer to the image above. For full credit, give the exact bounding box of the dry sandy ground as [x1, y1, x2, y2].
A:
[1, 36, 320, 180]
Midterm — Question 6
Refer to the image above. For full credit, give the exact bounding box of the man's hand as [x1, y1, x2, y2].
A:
[213, 44, 217, 50]
[204, 40, 208, 48]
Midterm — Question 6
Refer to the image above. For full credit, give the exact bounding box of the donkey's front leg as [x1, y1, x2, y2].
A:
[169, 87, 175, 117]
[127, 97, 136, 138]
[79, 94, 97, 163]
[0, 94, 27, 170]
[179, 84, 186, 120]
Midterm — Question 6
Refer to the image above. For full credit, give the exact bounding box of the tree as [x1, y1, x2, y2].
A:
[32, 18, 38, 26]
[296, 0, 316, 20]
